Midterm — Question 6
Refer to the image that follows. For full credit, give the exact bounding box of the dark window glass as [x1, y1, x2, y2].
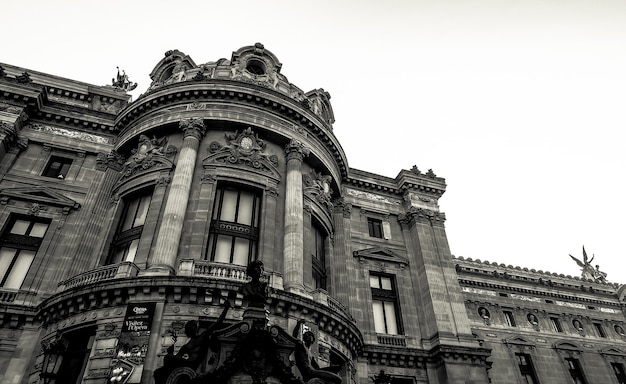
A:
[370, 273, 402, 335]
[516, 353, 539, 384]
[612, 363, 626, 384]
[207, 185, 260, 265]
[43, 156, 72, 179]
[312, 220, 327, 290]
[0, 215, 50, 289]
[550, 317, 563, 332]
[56, 327, 96, 384]
[368, 218, 383, 238]
[593, 323, 607, 338]
[565, 358, 587, 384]
[504, 311, 516, 327]
[108, 190, 152, 264]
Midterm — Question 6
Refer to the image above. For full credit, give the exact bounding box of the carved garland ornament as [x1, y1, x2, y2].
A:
[303, 171, 334, 213]
[205, 127, 279, 177]
[120, 135, 176, 179]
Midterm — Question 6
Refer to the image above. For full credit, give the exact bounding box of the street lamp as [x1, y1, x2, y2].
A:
[372, 370, 393, 384]
[40, 338, 66, 384]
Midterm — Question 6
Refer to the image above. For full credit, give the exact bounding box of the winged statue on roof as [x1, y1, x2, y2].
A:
[569, 246, 607, 283]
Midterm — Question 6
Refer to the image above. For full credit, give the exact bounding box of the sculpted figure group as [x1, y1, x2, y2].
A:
[154, 260, 343, 384]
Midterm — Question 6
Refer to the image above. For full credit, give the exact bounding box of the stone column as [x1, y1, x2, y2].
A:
[331, 198, 352, 307]
[147, 118, 206, 275]
[282, 140, 309, 293]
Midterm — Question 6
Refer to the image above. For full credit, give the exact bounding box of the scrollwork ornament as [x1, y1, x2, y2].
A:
[265, 186, 279, 197]
[201, 173, 216, 184]
[156, 175, 172, 188]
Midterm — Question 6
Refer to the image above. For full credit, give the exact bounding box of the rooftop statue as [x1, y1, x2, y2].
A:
[569, 246, 607, 283]
[112, 66, 137, 91]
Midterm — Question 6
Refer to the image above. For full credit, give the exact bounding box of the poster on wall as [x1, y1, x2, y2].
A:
[110, 302, 156, 383]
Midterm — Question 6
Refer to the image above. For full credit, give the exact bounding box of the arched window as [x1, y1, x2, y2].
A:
[207, 184, 261, 266]
[108, 189, 153, 264]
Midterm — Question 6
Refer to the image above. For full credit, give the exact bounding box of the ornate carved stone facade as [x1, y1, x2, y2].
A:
[0, 45, 623, 384]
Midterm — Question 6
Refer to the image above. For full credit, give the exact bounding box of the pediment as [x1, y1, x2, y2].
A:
[553, 341, 582, 351]
[599, 347, 626, 357]
[0, 186, 80, 209]
[353, 247, 408, 266]
[503, 336, 535, 347]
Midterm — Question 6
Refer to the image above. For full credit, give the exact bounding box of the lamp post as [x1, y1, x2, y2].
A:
[372, 370, 393, 384]
[40, 338, 66, 384]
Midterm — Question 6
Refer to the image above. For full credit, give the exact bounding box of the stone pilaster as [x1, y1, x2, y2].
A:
[147, 118, 206, 275]
[63, 151, 125, 278]
[282, 140, 309, 293]
[188, 171, 217, 260]
[331, 198, 352, 307]
[260, 185, 279, 274]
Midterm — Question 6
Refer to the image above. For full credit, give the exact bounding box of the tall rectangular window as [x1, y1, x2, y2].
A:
[43, 156, 73, 179]
[370, 273, 402, 335]
[108, 190, 152, 264]
[207, 185, 260, 266]
[550, 317, 563, 333]
[504, 310, 517, 327]
[593, 323, 607, 338]
[612, 362, 626, 384]
[0, 216, 50, 289]
[312, 220, 327, 290]
[367, 218, 383, 238]
[516, 353, 539, 384]
[565, 358, 587, 384]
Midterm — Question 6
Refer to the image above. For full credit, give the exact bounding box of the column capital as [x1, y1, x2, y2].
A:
[400, 207, 446, 227]
[284, 139, 310, 162]
[96, 150, 125, 171]
[334, 198, 352, 218]
[179, 118, 206, 140]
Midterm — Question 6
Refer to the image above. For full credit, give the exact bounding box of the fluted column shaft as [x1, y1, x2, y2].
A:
[147, 118, 206, 275]
[283, 140, 309, 292]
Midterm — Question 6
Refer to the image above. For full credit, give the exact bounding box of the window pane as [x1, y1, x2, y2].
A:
[133, 195, 151, 227]
[232, 237, 250, 266]
[372, 301, 386, 334]
[10, 220, 30, 235]
[121, 199, 140, 231]
[220, 190, 238, 222]
[29, 222, 49, 238]
[214, 235, 233, 263]
[380, 277, 392, 290]
[3, 250, 35, 289]
[369, 276, 379, 288]
[237, 191, 254, 225]
[384, 302, 398, 334]
[0, 248, 17, 282]
[125, 239, 139, 263]
[212, 189, 223, 220]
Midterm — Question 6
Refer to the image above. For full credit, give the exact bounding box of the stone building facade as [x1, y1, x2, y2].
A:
[0, 44, 623, 384]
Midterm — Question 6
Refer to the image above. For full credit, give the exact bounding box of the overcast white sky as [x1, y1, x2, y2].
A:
[3, 0, 625, 283]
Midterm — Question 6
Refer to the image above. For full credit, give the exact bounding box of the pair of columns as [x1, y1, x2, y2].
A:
[146, 118, 310, 293]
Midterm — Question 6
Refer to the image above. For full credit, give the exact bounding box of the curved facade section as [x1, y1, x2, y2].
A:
[7, 44, 622, 384]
